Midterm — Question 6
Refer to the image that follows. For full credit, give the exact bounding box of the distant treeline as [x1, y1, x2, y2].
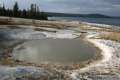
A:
[47, 12, 112, 18]
[0, 2, 48, 20]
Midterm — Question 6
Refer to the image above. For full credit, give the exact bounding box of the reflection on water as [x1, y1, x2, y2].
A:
[13, 39, 97, 64]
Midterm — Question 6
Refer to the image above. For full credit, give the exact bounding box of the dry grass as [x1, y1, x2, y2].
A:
[80, 25, 115, 33]
[0, 18, 73, 29]
[100, 32, 120, 42]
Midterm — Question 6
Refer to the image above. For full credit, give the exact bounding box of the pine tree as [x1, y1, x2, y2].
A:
[0, 6, 2, 15]
[2, 4, 6, 16]
[22, 9, 27, 18]
[13, 2, 19, 17]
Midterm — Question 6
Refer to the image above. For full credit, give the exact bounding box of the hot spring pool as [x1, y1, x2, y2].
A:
[12, 38, 97, 65]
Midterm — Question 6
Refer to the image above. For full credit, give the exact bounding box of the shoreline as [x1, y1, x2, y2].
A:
[80, 35, 113, 72]
[70, 32, 120, 80]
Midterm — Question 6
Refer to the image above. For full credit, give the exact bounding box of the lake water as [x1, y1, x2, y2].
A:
[13, 39, 97, 64]
[48, 17, 120, 26]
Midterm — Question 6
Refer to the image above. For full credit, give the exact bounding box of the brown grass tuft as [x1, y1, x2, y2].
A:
[100, 32, 120, 42]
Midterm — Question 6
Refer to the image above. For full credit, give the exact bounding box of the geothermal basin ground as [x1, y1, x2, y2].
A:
[0, 17, 120, 80]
